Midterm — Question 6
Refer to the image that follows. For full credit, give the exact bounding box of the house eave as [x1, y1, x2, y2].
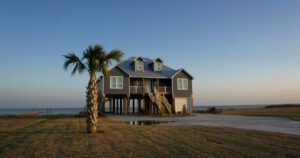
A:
[106, 65, 130, 77]
[171, 69, 194, 79]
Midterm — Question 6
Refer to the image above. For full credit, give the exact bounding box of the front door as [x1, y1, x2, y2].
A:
[186, 98, 190, 113]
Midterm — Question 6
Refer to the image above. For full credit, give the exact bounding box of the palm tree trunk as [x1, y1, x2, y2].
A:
[86, 72, 98, 133]
[101, 78, 105, 114]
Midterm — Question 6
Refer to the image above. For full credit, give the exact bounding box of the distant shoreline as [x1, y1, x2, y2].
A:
[0, 107, 84, 115]
[193, 104, 300, 110]
[1, 103, 300, 109]
[0, 104, 300, 115]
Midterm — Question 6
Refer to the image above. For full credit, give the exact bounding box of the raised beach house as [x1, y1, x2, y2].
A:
[99, 57, 193, 115]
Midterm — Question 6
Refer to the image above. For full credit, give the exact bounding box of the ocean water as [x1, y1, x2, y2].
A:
[0, 105, 268, 115]
[0, 108, 84, 115]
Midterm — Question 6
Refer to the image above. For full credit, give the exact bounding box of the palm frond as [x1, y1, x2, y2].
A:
[105, 49, 124, 66]
[65, 44, 123, 76]
[82, 44, 107, 73]
[99, 63, 109, 76]
[63, 53, 86, 75]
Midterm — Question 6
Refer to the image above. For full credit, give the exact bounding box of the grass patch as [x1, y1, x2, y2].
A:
[0, 116, 299, 157]
[221, 107, 300, 121]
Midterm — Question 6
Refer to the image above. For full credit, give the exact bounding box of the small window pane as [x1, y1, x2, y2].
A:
[118, 83, 122, 88]
[111, 77, 116, 84]
[183, 79, 188, 90]
[177, 78, 182, 90]
[116, 76, 121, 83]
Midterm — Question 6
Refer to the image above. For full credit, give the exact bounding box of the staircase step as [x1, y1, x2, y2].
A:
[147, 90, 172, 116]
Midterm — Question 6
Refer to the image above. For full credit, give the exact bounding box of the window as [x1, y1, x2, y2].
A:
[154, 62, 162, 71]
[110, 76, 123, 89]
[177, 78, 188, 90]
[135, 60, 144, 71]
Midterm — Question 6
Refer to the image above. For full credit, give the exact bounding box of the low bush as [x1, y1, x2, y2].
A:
[192, 107, 222, 114]
[182, 105, 187, 114]
[207, 107, 222, 114]
[78, 111, 87, 117]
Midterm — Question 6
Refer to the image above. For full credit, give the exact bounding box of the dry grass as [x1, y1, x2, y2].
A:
[221, 107, 300, 121]
[0, 116, 299, 158]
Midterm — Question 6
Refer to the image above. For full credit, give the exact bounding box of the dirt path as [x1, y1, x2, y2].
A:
[108, 113, 300, 135]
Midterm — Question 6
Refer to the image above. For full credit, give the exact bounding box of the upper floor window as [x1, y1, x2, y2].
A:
[177, 78, 188, 90]
[135, 60, 144, 71]
[154, 62, 162, 71]
[110, 76, 123, 89]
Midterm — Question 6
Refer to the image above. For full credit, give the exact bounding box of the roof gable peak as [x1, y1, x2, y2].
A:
[133, 56, 145, 62]
[152, 57, 163, 63]
[171, 68, 194, 79]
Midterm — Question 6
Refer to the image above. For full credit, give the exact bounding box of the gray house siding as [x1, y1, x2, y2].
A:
[104, 67, 129, 95]
[172, 71, 193, 97]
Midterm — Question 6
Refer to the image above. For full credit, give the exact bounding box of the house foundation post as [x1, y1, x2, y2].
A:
[143, 96, 146, 114]
[109, 98, 112, 114]
[113, 99, 116, 114]
[150, 103, 153, 115]
[138, 99, 141, 114]
[120, 98, 123, 115]
[124, 97, 127, 115]
[127, 95, 130, 114]
[132, 99, 135, 114]
[116, 99, 119, 115]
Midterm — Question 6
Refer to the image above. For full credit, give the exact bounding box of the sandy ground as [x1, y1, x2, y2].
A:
[108, 113, 300, 135]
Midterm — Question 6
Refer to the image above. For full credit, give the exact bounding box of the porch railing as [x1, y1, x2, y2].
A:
[130, 86, 171, 94]
[158, 86, 172, 94]
[130, 86, 146, 94]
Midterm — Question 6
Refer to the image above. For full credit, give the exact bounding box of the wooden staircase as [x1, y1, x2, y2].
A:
[161, 95, 172, 115]
[146, 87, 172, 115]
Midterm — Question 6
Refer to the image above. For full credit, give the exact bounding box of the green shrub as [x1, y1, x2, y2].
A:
[182, 105, 187, 115]
[207, 107, 222, 114]
[78, 111, 87, 117]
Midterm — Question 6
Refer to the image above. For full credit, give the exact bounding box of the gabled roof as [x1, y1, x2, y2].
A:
[133, 57, 145, 62]
[171, 68, 194, 79]
[109, 57, 192, 79]
[152, 57, 163, 63]
[117, 57, 175, 78]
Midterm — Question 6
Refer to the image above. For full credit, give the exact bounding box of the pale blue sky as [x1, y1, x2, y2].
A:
[0, 0, 300, 108]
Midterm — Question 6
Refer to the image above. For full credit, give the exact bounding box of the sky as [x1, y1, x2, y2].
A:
[0, 0, 300, 108]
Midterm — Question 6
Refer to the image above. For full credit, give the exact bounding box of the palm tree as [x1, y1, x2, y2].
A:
[63, 44, 123, 133]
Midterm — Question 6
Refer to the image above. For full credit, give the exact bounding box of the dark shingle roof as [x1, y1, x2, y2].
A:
[117, 57, 178, 78]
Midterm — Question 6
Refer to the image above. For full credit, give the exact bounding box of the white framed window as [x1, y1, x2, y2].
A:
[177, 78, 188, 90]
[135, 60, 144, 71]
[154, 62, 162, 71]
[110, 76, 123, 89]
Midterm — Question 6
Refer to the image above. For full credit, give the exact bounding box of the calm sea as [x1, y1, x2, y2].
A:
[0, 105, 267, 115]
[0, 108, 84, 115]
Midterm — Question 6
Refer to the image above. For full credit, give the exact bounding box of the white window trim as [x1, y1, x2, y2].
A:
[135, 60, 144, 71]
[154, 62, 162, 71]
[177, 78, 188, 90]
[110, 76, 123, 89]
